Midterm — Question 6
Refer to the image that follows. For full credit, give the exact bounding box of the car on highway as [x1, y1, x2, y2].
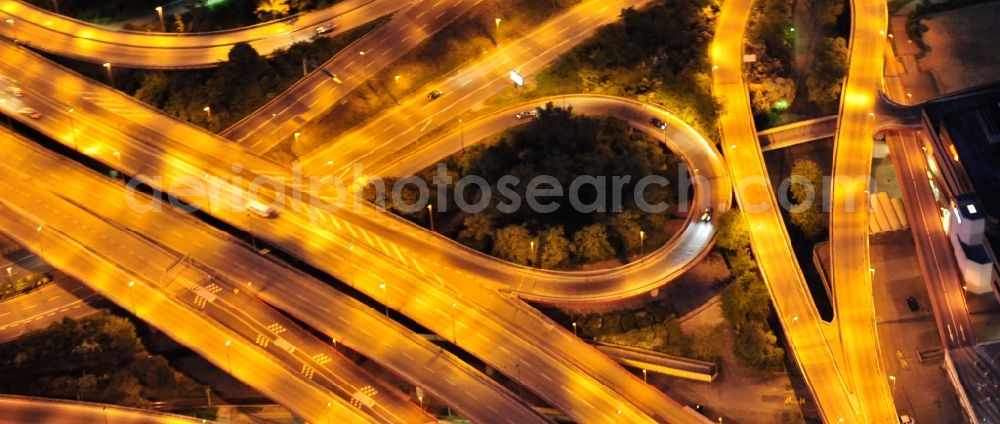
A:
[700, 207, 713, 222]
[314, 23, 335, 35]
[246, 200, 278, 218]
[649, 117, 667, 130]
[515, 110, 539, 119]
[17, 107, 41, 119]
[900, 415, 916, 424]
[427, 89, 444, 100]
[906, 296, 919, 311]
[6, 86, 23, 97]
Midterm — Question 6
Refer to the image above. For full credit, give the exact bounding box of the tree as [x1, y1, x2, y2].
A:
[690, 324, 725, 362]
[458, 214, 494, 252]
[790, 207, 826, 240]
[609, 211, 643, 256]
[789, 159, 826, 240]
[255, 0, 290, 20]
[573, 224, 614, 262]
[789, 159, 823, 205]
[715, 209, 751, 252]
[492, 225, 533, 265]
[807, 37, 848, 108]
[748, 77, 796, 112]
[539, 227, 573, 269]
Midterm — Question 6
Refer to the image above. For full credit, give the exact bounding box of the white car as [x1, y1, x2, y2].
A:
[900, 415, 916, 424]
[17, 107, 41, 119]
[515, 110, 539, 119]
[314, 23, 335, 35]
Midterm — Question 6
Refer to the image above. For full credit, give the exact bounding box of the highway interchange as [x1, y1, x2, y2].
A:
[0, 0, 962, 421]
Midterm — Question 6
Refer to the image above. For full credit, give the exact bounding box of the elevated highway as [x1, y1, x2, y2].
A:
[0, 0, 405, 68]
[0, 40, 707, 424]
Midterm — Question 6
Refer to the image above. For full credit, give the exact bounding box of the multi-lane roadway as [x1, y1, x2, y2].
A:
[710, 0, 862, 421]
[827, 0, 898, 420]
[0, 0, 405, 68]
[0, 395, 209, 424]
[222, 0, 481, 153]
[0, 121, 547, 424]
[0, 39, 709, 423]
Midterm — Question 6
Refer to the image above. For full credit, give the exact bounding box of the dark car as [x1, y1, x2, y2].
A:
[649, 117, 667, 130]
[515, 110, 539, 119]
[427, 89, 444, 100]
[906, 296, 919, 311]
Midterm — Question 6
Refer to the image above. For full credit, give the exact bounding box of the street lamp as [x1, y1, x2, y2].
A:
[5, 19, 15, 42]
[572, 321, 577, 337]
[102, 63, 114, 88]
[203, 106, 211, 120]
[35, 225, 43, 254]
[529, 240, 535, 266]
[642, 369, 647, 384]
[68, 108, 78, 151]
[494, 18, 501, 47]
[112, 151, 123, 177]
[889, 375, 897, 397]
[224, 339, 233, 375]
[127, 281, 137, 314]
[427, 204, 434, 232]
[293, 131, 301, 145]
[155, 6, 166, 32]
[379, 282, 388, 317]
[639, 230, 646, 255]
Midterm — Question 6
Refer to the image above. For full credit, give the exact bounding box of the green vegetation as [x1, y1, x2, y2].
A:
[277, 0, 577, 160]
[788, 159, 826, 240]
[369, 105, 678, 269]
[0, 312, 206, 409]
[0, 271, 52, 301]
[746, 0, 848, 122]
[715, 209, 786, 371]
[508, 0, 720, 137]
[577, 301, 690, 356]
[805, 36, 848, 109]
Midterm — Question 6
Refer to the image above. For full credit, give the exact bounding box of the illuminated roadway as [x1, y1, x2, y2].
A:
[0, 39, 709, 423]
[828, 0, 898, 419]
[366, 94, 731, 303]
[0, 152, 377, 424]
[0, 0, 405, 68]
[710, 0, 861, 421]
[0, 279, 99, 342]
[222, 0, 481, 152]
[296, 0, 654, 173]
[0, 124, 546, 424]
[880, 46, 973, 350]
[0, 395, 210, 423]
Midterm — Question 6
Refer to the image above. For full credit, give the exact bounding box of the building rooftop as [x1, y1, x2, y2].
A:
[925, 84, 1000, 220]
[950, 342, 1000, 423]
